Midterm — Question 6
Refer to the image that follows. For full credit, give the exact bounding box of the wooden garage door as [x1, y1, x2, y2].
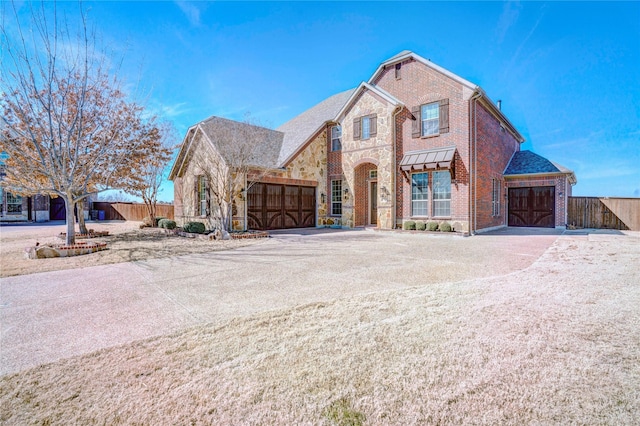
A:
[50, 197, 66, 220]
[508, 186, 555, 228]
[247, 183, 316, 230]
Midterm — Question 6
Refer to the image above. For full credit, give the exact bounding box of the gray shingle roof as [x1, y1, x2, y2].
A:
[199, 116, 284, 169]
[504, 150, 563, 175]
[276, 88, 355, 165]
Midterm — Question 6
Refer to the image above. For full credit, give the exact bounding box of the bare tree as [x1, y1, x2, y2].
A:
[0, 1, 168, 244]
[120, 123, 174, 224]
[186, 115, 281, 233]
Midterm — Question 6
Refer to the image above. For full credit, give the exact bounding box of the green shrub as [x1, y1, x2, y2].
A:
[155, 216, 167, 226]
[415, 220, 426, 231]
[403, 220, 416, 230]
[439, 222, 452, 232]
[158, 219, 176, 230]
[183, 221, 206, 234]
[427, 221, 439, 231]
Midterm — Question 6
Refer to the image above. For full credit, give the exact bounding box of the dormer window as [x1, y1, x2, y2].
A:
[395, 63, 402, 79]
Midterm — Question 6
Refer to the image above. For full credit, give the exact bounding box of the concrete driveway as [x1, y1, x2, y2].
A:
[1, 227, 563, 375]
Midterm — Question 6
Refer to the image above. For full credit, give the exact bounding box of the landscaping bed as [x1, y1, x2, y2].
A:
[25, 241, 108, 259]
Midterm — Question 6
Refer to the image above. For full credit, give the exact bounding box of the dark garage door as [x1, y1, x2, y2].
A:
[247, 183, 316, 230]
[508, 186, 555, 228]
[50, 197, 66, 220]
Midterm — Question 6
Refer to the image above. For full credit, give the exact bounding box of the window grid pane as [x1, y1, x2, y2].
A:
[432, 171, 451, 217]
[421, 103, 439, 136]
[411, 172, 428, 216]
[331, 125, 342, 151]
[198, 176, 207, 216]
[362, 117, 370, 139]
[6, 193, 22, 214]
[331, 180, 342, 215]
[492, 179, 500, 216]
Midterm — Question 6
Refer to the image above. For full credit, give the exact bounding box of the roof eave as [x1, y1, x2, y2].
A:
[504, 171, 577, 185]
[476, 90, 525, 143]
[368, 51, 477, 90]
[279, 123, 328, 168]
[168, 125, 199, 180]
[334, 81, 403, 122]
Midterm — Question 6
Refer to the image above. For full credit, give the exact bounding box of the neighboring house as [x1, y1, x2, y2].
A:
[169, 50, 576, 232]
[0, 191, 50, 222]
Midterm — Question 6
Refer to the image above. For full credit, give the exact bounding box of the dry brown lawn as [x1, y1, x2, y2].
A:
[0, 221, 259, 277]
[1, 231, 639, 425]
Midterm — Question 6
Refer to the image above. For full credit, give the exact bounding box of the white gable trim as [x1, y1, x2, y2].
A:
[368, 51, 477, 90]
[334, 81, 403, 122]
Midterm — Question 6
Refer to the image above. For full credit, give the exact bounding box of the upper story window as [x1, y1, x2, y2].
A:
[362, 116, 371, 139]
[395, 63, 402, 79]
[353, 114, 377, 140]
[421, 103, 439, 136]
[412, 99, 449, 138]
[331, 125, 342, 151]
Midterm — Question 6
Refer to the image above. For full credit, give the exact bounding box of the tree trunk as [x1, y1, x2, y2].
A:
[76, 198, 88, 234]
[64, 197, 76, 246]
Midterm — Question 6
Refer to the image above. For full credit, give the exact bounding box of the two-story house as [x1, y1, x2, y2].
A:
[170, 51, 576, 233]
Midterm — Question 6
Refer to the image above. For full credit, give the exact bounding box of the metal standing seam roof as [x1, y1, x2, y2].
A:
[400, 146, 456, 171]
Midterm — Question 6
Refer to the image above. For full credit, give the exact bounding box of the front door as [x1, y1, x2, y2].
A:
[369, 181, 378, 226]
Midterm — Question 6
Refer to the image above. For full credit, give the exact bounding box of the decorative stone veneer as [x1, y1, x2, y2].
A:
[25, 242, 108, 259]
[285, 129, 327, 224]
[340, 91, 396, 229]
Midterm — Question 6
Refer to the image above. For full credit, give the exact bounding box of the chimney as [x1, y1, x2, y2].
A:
[497, 100, 502, 110]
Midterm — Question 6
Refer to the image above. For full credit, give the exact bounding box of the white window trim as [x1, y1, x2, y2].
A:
[411, 172, 429, 217]
[492, 178, 501, 216]
[331, 179, 342, 216]
[432, 171, 451, 217]
[331, 125, 342, 151]
[421, 102, 439, 137]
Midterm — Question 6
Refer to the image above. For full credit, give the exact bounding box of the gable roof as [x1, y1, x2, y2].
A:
[276, 88, 354, 165]
[504, 150, 577, 184]
[369, 50, 477, 90]
[370, 50, 525, 143]
[199, 116, 284, 169]
[334, 82, 403, 122]
[168, 116, 284, 180]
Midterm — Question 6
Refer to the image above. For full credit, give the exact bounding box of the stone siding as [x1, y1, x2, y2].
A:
[339, 90, 397, 229]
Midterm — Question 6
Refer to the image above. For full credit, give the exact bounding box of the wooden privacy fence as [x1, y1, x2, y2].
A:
[91, 202, 174, 221]
[567, 197, 640, 231]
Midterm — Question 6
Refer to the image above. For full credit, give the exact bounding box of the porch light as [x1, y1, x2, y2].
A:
[320, 193, 326, 204]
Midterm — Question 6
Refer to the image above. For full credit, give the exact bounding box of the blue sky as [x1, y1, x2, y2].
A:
[5, 1, 640, 201]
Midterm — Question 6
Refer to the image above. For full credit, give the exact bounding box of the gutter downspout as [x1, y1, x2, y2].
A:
[244, 172, 248, 231]
[469, 90, 483, 235]
[392, 105, 402, 229]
